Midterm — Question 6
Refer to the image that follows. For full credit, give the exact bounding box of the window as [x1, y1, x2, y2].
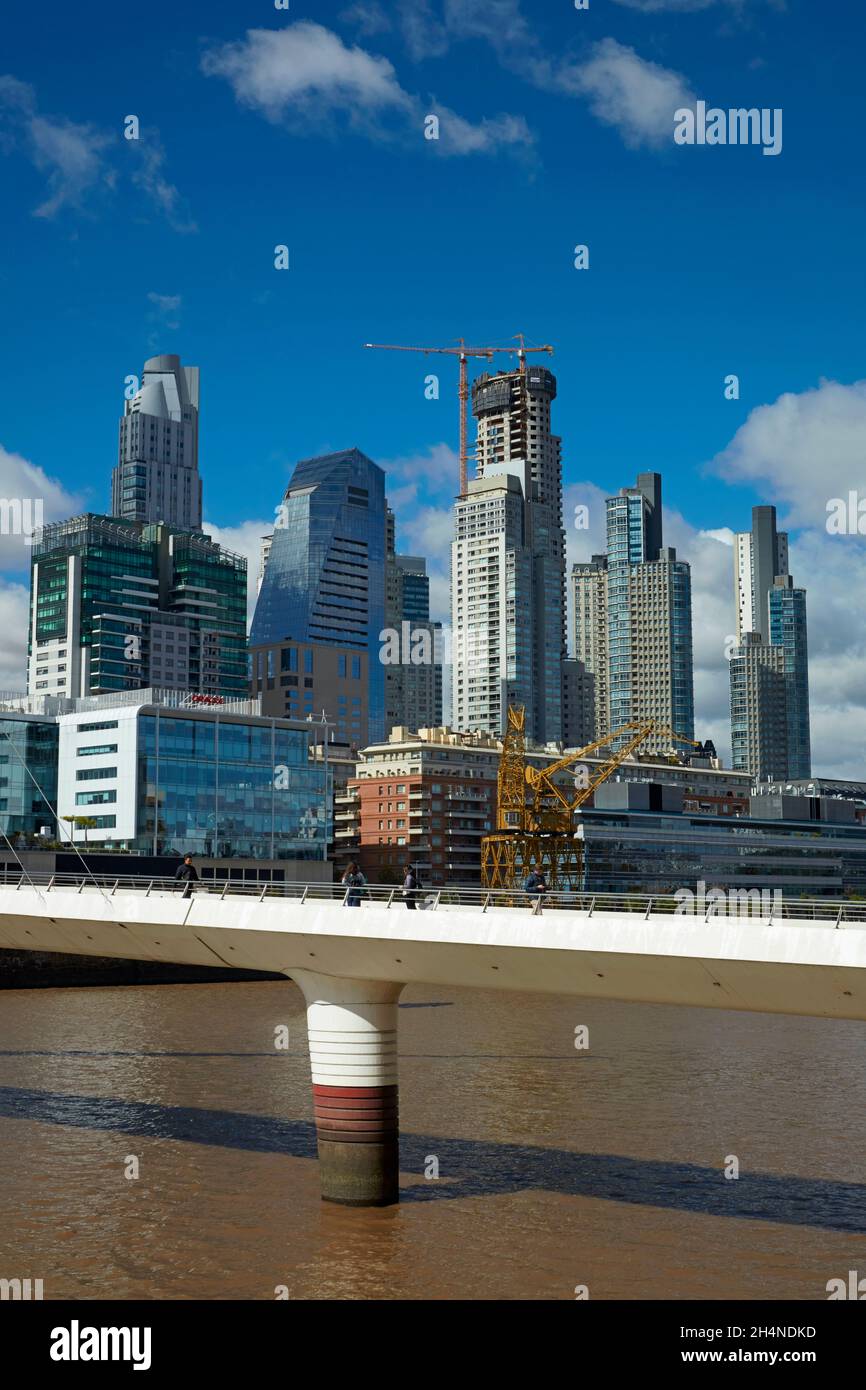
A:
[76, 767, 117, 781]
[338, 655, 347, 678]
[351, 656, 361, 679]
[75, 789, 117, 805]
[78, 744, 118, 757]
[304, 650, 313, 674]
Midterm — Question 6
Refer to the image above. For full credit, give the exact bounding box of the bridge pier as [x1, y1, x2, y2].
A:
[291, 971, 404, 1207]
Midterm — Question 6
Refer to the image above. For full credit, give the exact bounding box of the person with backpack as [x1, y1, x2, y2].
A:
[402, 861, 420, 910]
[174, 854, 199, 900]
[341, 861, 366, 907]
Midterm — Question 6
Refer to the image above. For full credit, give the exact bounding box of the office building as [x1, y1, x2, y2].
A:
[451, 364, 565, 742]
[573, 473, 695, 755]
[28, 515, 247, 700]
[729, 506, 810, 780]
[561, 657, 595, 750]
[575, 789, 866, 898]
[0, 710, 58, 841]
[111, 354, 202, 531]
[384, 510, 442, 734]
[250, 636, 370, 750]
[0, 690, 330, 866]
[250, 448, 387, 743]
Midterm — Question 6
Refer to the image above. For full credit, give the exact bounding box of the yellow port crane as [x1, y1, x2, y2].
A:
[481, 706, 701, 891]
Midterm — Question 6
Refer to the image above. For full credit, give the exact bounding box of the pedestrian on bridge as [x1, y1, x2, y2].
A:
[342, 862, 366, 907]
[523, 869, 547, 908]
[175, 855, 199, 900]
[402, 861, 420, 910]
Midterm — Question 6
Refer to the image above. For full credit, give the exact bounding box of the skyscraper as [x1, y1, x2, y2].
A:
[573, 472, 694, 754]
[384, 510, 442, 732]
[734, 505, 789, 642]
[572, 555, 608, 741]
[112, 354, 202, 531]
[729, 633, 789, 780]
[769, 576, 811, 778]
[28, 515, 247, 698]
[451, 364, 565, 742]
[250, 448, 387, 743]
[729, 505, 810, 780]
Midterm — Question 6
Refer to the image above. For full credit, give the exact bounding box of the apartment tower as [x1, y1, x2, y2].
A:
[451, 363, 565, 742]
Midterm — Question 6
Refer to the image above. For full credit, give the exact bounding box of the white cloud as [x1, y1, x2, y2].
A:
[0, 582, 29, 692]
[398, 0, 450, 61]
[559, 39, 696, 149]
[201, 22, 532, 156]
[0, 443, 80, 693]
[27, 112, 113, 218]
[147, 291, 182, 333]
[0, 75, 192, 227]
[0, 443, 82, 571]
[708, 377, 866, 532]
[393, 1, 699, 153]
[381, 443, 457, 620]
[613, 0, 719, 11]
[129, 137, 197, 235]
[339, 2, 394, 37]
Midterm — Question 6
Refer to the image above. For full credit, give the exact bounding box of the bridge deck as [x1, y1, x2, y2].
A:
[1, 875, 865, 1020]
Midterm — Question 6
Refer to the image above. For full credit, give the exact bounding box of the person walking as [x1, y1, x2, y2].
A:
[175, 854, 199, 900]
[523, 868, 547, 904]
[402, 861, 420, 910]
[341, 861, 366, 907]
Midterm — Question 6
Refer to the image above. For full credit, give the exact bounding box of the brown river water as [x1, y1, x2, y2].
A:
[0, 980, 864, 1300]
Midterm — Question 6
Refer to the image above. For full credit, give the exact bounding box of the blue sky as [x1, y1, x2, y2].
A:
[1, 0, 865, 772]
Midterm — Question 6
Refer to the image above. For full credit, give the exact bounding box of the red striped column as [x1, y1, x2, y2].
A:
[292, 971, 404, 1206]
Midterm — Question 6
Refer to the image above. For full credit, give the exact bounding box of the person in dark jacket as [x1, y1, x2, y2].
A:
[342, 862, 366, 907]
[523, 869, 547, 897]
[175, 854, 199, 899]
[402, 861, 420, 910]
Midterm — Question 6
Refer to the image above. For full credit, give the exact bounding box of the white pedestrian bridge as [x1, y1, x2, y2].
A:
[0, 873, 864, 1020]
[2, 873, 864, 1204]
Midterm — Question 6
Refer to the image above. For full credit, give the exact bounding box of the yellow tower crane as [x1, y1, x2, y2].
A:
[481, 710, 701, 891]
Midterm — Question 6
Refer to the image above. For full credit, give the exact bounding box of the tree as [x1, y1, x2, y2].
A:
[63, 815, 98, 847]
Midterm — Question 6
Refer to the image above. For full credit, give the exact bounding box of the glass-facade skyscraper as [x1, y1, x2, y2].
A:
[769, 578, 811, 778]
[574, 472, 694, 755]
[28, 515, 247, 699]
[250, 449, 387, 742]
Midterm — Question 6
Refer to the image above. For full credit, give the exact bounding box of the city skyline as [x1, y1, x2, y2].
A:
[0, 343, 845, 775]
[1, 1, 864, 776]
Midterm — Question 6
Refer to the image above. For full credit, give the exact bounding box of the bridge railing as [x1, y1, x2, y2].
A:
[0, 868, 865, 924]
